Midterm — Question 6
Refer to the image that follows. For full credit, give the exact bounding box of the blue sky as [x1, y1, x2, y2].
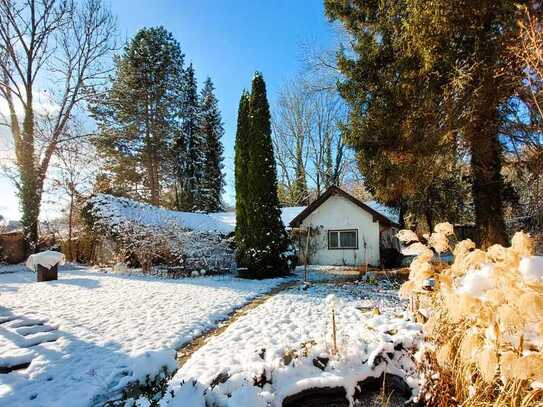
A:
[0, 0, 337, 220]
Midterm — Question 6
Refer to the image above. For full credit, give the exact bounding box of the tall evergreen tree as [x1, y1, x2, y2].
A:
[234, 91, 251, 266]
[91, 27, 184, 206]
[199, 78, 225, 212]
[175, 64, 205, 210]
[241, 73, 290, 278]
[324, 0, 526, 245]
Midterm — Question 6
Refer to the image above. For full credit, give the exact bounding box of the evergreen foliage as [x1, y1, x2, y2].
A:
[175, 64, 205, 211]
[90, 27, 185, 206]
[91, 28, 225, 214]
[235, 74, 291, 278]
[199, 78, 225, 212]
[324, 0, 525, 244]
[234, 91, 251, 267]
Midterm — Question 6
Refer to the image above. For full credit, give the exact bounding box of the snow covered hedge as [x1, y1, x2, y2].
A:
[82, 194, 234, 272]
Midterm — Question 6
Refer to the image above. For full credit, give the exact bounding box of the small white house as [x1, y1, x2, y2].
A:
[289, 186, 399, 266]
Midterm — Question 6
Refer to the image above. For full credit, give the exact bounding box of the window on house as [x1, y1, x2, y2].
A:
[328, 229, 358, 249]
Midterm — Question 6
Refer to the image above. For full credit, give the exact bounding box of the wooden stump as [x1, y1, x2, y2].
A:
[37, 263, 58, 282]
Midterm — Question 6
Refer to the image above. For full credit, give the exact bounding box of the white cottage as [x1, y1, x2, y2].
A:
[289, 186, 399, 267]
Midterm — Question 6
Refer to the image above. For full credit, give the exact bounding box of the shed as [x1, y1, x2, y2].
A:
[289, 186, 399, 266]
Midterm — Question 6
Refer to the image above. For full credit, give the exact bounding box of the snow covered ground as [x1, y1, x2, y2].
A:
[0, 265, 292, 406]
[160, 280, 422, 407]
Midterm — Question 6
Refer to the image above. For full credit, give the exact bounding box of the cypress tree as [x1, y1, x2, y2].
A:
[234, 91, 251, 266]
[244, 73, 290, 278]
[199, 78, 225, 212]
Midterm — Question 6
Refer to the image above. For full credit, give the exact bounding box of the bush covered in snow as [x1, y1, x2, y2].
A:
[399, 223, 543, 406]
[82, 194, 234, 273]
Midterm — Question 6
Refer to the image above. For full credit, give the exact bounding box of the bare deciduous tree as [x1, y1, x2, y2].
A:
[51, 121, 97, 260]
[272, 79, 351, 205]
[0, 0, 115, 252]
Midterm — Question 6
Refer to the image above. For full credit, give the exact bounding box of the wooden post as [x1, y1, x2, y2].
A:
[332, 308, 337, 355]
[304, 227, 310, 283]
[364, 239, 368, 275]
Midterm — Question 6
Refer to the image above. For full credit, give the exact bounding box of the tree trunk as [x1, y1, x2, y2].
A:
[19, 105, 40, 255]
[398, 200, 406, 229]
[68, 191, 74, 261]
[424, 197, 433, 232]
[470, 131, 507, 248]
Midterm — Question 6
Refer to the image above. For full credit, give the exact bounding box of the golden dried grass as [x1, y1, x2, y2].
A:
[399, 226, 543, 406]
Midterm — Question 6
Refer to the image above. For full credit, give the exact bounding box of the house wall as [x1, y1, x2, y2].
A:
[299, 194, 381, 266]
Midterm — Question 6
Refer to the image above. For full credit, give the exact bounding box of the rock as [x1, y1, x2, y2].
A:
[312, 356, 329, 371]
[210, 371, 229, 389]
[282, 386, 348, 407]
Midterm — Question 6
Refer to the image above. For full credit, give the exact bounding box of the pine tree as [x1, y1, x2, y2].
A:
[199, 78, 225, 212]
[242, 73, 290, 278]
[324, 0, 523, 245]
[175, 64, 205, 211]
[234, 91, 251, 267]
[91, 27, 184, 206]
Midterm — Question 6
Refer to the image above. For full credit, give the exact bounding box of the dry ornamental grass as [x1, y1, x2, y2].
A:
[399, 224, 543, 406]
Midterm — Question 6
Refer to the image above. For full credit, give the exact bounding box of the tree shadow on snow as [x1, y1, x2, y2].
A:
[0, 315, 169, 406]
[50, 277, 101, 289]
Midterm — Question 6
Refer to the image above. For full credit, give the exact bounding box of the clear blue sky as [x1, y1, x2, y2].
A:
[0, 0, 337, 220]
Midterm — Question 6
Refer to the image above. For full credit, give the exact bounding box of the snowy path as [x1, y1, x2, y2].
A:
[159, 280, 422, 407]
[0, 266, 293, 406]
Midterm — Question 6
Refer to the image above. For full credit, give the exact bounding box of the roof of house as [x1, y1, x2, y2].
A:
[209, 207, 306, 230]
[289, 186, 399, 228]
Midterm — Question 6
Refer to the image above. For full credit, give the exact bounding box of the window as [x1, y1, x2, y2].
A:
[328, 229, 358, 249]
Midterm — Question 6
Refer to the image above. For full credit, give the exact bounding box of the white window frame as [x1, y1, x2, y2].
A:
[328, 229, 358, 250]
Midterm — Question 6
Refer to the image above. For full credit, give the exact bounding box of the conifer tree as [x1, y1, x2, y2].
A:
[91, 27, 184, 206]
[175, 64, 205, 210]
[242, 73, 290, 278]
[324, 0, 525, 245]
[199, 78, 225, 212]
[234, 91, 251, 266]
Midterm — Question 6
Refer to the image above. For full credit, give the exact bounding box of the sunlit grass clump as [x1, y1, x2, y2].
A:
[399, 224, 543, 406]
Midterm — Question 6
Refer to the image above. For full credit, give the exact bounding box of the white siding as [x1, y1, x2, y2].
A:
[300, 194, 381, 266]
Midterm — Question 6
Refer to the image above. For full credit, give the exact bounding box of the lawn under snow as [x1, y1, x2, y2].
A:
[160, 280, 422, 407]
[0, 265, 292, 406]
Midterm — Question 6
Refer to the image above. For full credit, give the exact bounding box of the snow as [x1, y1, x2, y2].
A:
[365, 200, 400, 225]
[519, 256, 543, 283]
[208, 206, 306, 230]
[455, 264, 496, 298]
[88, 194, 234, 235]
[0, 265, 292, 406]
[25, 250, 65, 270]
[209, 203, 397, 230]
[160, 281, 422, 406]
[87, 194, 398, 236]
[280, 206, 306, 228]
